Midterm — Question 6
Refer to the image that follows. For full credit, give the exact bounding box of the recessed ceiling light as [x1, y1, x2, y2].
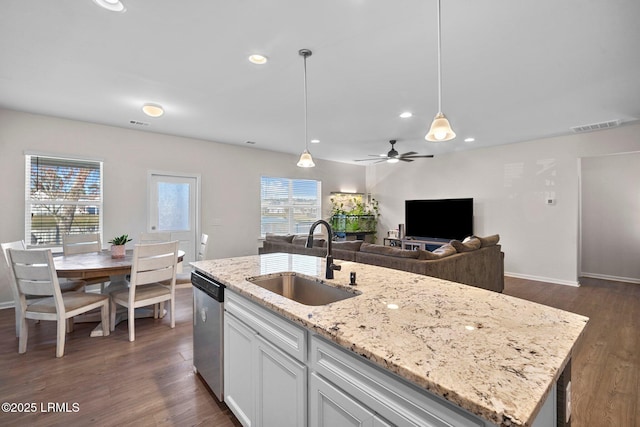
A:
[142, 103, 164, 118]
[399, 112, 413, 118]
[310, 139, 320, 144]
[93, 0, 126, 12]
[248, 54, 268, 65]
[464, 137, 475, 142]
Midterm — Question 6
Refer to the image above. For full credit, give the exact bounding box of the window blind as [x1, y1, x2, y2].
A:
[260, 176, 321, 236]
[25, 154, 103, 247]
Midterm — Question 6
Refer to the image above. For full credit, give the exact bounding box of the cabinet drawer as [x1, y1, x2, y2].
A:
[226, 290, 307, 363]
[311, 335, 487, 427]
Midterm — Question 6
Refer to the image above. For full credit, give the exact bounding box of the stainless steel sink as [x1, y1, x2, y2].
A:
[247, 273, 359, 306]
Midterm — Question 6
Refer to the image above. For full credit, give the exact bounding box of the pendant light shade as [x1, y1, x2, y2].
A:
[426, 112, 456, 141]
[425, 0, 456, 142]
[297, 149, 315, 167]
[297, 49, 315, 168]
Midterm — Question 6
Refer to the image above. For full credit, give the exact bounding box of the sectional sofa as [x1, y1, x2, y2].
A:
[259, 234, 504, 293]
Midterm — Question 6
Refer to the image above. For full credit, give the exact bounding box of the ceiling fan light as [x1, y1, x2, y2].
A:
[425, 112, 456, 141]
[297, 149, 315, 167]
[93, 0, 126, 12]
[387, 158, 400, 164]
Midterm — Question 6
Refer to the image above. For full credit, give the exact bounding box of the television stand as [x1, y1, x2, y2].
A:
[383, 237, 446, 251]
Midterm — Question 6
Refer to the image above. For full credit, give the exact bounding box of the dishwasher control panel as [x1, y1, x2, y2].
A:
[191, 270, 224, 302]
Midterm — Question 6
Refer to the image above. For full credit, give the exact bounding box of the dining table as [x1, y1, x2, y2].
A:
[54, 249, 185, 337]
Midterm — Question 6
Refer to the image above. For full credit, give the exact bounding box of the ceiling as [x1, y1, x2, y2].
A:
[1, 0, 639, 164]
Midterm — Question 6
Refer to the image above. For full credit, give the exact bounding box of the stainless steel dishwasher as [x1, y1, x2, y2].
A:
[191, 270, 224, 401]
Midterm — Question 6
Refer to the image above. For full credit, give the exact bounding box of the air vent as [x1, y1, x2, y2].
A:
[129, 120, 149, 126]
[571, 120, 620, 133]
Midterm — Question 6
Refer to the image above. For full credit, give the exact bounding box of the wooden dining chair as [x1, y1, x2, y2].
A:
[2, 240, 88, 338]
[7, 248, 110, 357]
[110, 241, 179, 342]
[175, 233, 209, 288]
[62, 233, 111, 291]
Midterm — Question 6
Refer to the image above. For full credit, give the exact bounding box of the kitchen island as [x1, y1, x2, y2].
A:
[192, 253, 588, 427]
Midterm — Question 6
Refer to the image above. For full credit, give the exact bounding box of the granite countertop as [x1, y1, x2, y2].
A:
[191, 253, 588, 427]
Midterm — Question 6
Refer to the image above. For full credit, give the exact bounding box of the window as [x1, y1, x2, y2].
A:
[25, 154, 103, 247]
[260, 176, 321, 236]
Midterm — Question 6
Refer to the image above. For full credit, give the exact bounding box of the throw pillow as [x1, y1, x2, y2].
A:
[417, 243, 456, 260]
[475, 234, 500, 247]
[360, 242, 419, 259]
[332, 240, 364, 251]
[265, 233, 294, 243]
[450, 237, 481, 252]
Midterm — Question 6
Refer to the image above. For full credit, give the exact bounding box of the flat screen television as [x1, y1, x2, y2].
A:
[405, 198, 473, 241]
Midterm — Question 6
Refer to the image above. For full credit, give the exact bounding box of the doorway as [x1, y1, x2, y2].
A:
[147, 171, 200, 268]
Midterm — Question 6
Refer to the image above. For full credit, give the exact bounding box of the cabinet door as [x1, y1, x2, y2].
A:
[254, 335, 307, 427]
[224, 313, 256, 427]
[310, 372, 376, 427]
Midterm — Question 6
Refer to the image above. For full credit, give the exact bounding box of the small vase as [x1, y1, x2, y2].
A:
[111, 244, 126, 259]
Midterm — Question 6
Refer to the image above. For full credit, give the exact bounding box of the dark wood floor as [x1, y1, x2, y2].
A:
[0, 278, 638, 426]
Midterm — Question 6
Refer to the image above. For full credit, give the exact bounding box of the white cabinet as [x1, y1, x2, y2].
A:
[310, 372, 393, 427]
[224, 313, 256, 427]
[224, 290, 307, 427]
[255, 335, 306, 427]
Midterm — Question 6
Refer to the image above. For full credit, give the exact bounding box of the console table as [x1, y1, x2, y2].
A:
[383, 237, 446, 251]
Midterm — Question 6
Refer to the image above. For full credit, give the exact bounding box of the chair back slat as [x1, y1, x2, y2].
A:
[137, 266, 174, 285]
[63, 233, 102, 255]
[137, 252, 176, 272]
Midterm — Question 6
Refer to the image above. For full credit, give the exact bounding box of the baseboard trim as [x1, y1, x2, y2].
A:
[505, 272, 580, 287]
[580, 272, 640, 284]
[0, 301, 15, 310]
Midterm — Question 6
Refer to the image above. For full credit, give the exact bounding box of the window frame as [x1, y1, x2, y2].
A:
[24, 153, 104, 250]
[260, 176, 322, 237]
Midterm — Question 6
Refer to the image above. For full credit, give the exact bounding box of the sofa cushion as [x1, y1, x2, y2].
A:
[475, 234, 500, 247]
[360, 243, 419, 259]
[450, 237, 481, 252]
[332, 240, 364, 251]
[292, 235, 326, 247]
[265, 233, 295, 243]
[417, 243, 456, 260]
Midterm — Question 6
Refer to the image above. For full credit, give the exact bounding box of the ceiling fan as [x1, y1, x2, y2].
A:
[354, 140, 434, 164]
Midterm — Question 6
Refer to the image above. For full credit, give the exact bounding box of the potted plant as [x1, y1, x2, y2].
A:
[108, 234, 132, 259]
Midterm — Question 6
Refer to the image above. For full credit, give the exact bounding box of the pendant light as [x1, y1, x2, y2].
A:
[425, 0, 456, 142]
[297, 49, 315, 168]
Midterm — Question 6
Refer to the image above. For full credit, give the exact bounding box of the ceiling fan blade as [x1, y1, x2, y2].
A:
[401, 154, 435, 159]
[354, 158, 378, 162]
[399, 158, 414, 162]
[399, 151, 418, 157]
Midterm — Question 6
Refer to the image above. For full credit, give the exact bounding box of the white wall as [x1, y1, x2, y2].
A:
[0, 109, 366, 306]
[367, 123, 640, 286]
[580, 152, 640, 283]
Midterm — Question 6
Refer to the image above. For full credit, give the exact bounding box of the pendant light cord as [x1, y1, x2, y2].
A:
[303, 52, 309, 151]
[436, 0, 442, 113]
